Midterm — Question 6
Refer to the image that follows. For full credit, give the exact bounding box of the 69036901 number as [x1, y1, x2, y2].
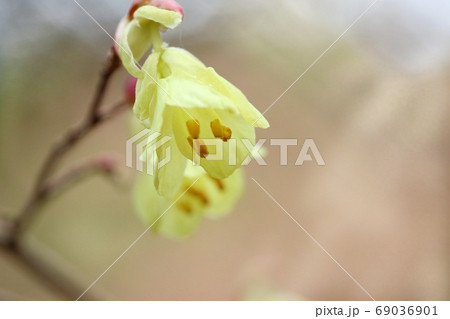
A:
[375, 305, 438, 316]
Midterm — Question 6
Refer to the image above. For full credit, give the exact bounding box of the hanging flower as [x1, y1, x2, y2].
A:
[117, 1, 269, 198]
[134, 163, 244, 238]
[115, 3, 183, 77]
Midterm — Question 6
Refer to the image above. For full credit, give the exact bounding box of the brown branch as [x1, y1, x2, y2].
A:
[12, 47, 121, 233]
[0, 243, 86, 300]
[13, 100, 127, 240]
[0, 47, 125, 300]
[0, 219, 78, 300]
[42, 154, 118, 200]
[32, 49, 121, 194]
[88, 49, 122, 124]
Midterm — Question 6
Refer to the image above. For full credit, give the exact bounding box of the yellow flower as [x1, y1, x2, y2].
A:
[117, 3, 269, 198]
[137, 47, 269, 197]
[117, 5, 182, 77]
[134, 163, 244, 239]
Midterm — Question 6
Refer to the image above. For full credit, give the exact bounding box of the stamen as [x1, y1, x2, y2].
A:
[210, 119, 222, 138]
[210, 119, 232, 142]
[222, 127, 232, 141]
[187, 188, 209, 205]
[178, 201, 192, 214]
[208, 176, 225, 190]
[187, 137, 209, 158]
[186, 119, 200, 139]
[198, 144, 209, 158]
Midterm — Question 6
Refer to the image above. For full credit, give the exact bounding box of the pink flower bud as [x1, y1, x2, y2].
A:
[128, 0, 184, 20]
[95, 154, 117, 174]
[115, 0, 184, 56]
[125, 76, 138, 106]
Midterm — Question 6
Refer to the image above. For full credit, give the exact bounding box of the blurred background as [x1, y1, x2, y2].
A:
[0, 0, 449, 300]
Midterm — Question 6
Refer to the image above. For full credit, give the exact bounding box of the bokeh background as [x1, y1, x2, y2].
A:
[1, 0, 449, 300]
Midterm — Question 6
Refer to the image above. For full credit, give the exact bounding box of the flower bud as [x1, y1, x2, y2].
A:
[128, 0, 184, 20]
[115, 1, 183, 77]
[95, 154, 117, 174]
[125, 76, 138, 106]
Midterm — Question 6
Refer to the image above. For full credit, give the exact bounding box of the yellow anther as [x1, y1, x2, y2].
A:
[186, 119, 200, 139]
[178, 201, 192, 214]
[222, 127, 232, 141]
[209, 176, 225, 190]
[187, 136, 209, 158]
[187, 188, 209, 205]
[210, 119, 222, 139]
[210, 119, 232, 142]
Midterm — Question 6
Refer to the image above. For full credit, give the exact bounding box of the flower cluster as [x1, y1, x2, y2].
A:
[117, 0, 268, 238]
[134, 163, 244, 238]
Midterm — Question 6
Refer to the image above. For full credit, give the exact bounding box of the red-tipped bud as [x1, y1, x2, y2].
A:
[95, 154, 117, 174]
[128, 0, 184, 20]
[125, 76, 138, 106]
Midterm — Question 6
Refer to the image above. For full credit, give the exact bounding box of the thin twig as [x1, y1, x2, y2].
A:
[42, 153, 118, 200]
[13, 100, 126, 239]
[0, 47, 125, 300]
[33, 49, 121, 194]
[88, 49, 122, 123]
[0, 244, 85, 300]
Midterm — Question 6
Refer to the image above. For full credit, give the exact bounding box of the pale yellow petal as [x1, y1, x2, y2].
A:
[198, 67, 270, 128]
[153, 108, 187, 198]
[165, 77, 238, 113]
[160, 47, 269, 128]
[134, 173, 204, 239]
[172, 107, 255, 179]
[156, 201, 204, 238]
[133, 173, 169, 227]
[133, 5, 182, 29]
[160, 47, 206, 77]
[118, 19, 153, 78]
[133, 51, 170, 132]
[203, 169, 245, 218]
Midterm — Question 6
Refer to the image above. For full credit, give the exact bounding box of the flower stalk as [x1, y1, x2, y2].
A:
[118, 0, 269, 237]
